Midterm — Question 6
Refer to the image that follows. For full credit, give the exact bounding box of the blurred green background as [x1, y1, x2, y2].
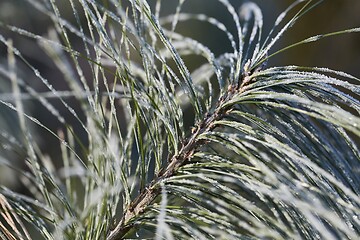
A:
[1, 0, 359, 73]
[0, 0, 359, 190]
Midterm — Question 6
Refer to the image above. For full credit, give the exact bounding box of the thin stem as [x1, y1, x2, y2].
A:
[106, 74, 253, 240]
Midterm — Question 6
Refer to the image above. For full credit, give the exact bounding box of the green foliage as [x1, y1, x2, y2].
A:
[0, 0, 359, 239]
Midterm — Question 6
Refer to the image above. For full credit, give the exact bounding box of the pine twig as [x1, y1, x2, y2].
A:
[106, 71, 256, 240]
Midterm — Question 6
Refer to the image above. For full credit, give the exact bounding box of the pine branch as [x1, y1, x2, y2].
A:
[2, 1, 360, 239]
[107, 70, 256, 239]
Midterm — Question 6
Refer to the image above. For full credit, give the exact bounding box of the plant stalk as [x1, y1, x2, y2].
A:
[106, 74, 253, 240]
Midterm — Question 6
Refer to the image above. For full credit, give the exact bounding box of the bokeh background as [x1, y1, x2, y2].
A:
[0, 0, 359, 190]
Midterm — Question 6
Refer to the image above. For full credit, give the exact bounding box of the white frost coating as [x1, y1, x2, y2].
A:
[218, 0, 243, 62]
[275, 12, 286, 26]
[304, 35, 322, 43]
[275, 0, 306, 27]
[155, 183, 174, 240]
[108, 134, 122, 165]
[239, 3, 252, 21]
[239, 2, 262, 25]
[242, 2, 263, 37]
[170, 0, 185, 40]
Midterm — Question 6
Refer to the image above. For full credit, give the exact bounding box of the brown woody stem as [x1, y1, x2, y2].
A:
[106, 75, 253, 239]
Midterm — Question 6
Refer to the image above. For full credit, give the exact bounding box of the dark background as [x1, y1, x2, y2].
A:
[176, 0, 360, 76]
[1, 0, 359, 74]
